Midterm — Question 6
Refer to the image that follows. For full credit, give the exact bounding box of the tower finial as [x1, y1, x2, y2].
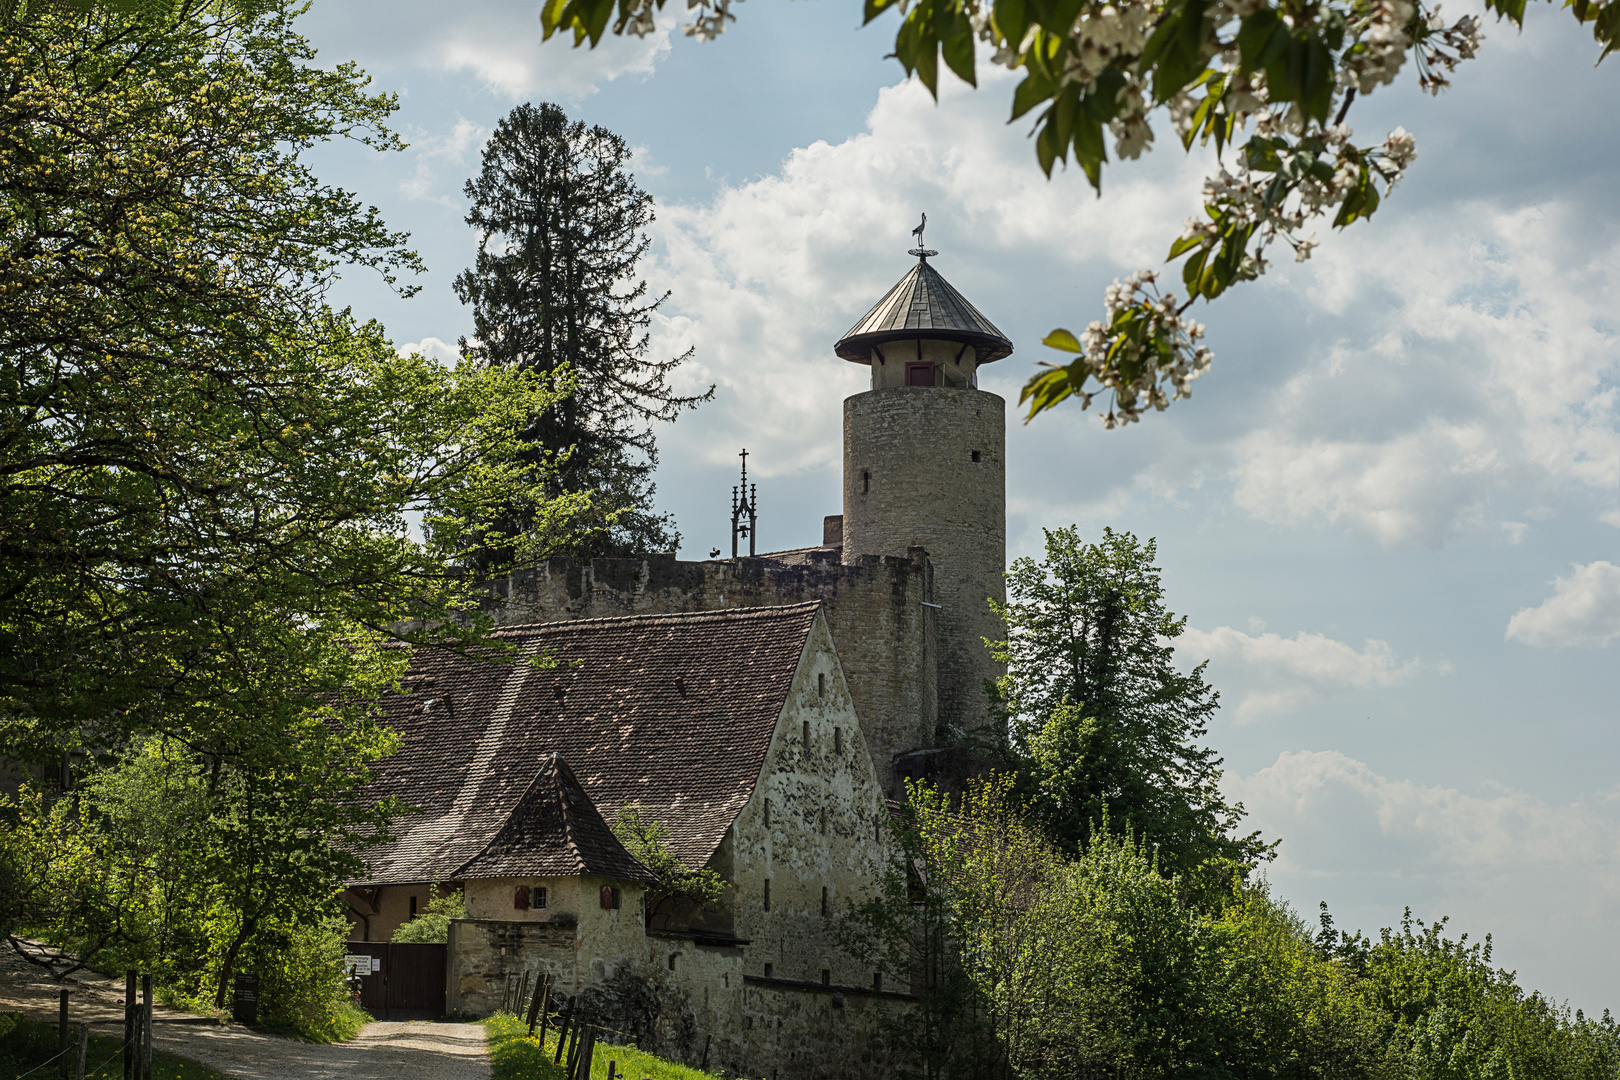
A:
[908, 212, 937, 261]
[731, 448, 757, 558]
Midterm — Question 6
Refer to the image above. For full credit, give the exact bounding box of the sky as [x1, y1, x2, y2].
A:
[296, 0, 1620, 1011]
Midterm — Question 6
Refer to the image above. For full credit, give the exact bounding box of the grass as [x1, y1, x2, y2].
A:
[484, 1012, 737, 1080]
[0, 1012, 230, 1080]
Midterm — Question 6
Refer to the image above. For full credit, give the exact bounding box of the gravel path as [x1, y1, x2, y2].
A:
[152, 1020, 491, 1080]
[0, 942, 490, 1080]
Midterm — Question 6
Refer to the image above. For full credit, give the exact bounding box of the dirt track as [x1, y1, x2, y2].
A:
[0, 943, 490, 1080]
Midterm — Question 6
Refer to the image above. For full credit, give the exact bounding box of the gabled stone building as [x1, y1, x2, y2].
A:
[346, 248, 1015, 1079]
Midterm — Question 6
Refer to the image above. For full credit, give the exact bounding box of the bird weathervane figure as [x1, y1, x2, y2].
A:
[909, 212, 937, 260]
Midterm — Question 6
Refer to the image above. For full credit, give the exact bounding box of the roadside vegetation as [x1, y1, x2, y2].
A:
[485, 1013, 726, 1080]
[0, 1012, 229, 1080]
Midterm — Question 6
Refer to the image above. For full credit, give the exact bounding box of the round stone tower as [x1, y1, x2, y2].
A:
[835, 247, 1012, 745]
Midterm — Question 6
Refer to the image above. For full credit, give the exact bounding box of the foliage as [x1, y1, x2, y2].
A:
[837, 780, 1009, 1079]
[0, 0, 588, 1004]
[528, 0, 1614, 428]
[456, 101, 712, 562]
[391, 887, 467, 944]
[609, 802, 724, 928]
[988, 526, 1270, 894]
[842, 777, 1620, 1080]
[485, 1012, 725, 1080]
[0, 1011, 230, 1080]
[246, 914, 370, 1043]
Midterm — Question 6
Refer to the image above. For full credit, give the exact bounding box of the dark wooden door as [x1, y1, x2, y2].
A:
[351, 943, 447, 1019]
[386, 942, 447, 1017]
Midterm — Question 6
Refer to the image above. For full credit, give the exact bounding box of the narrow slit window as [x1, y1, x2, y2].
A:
[764, 798, 771, 828]
[764, 879, 771, 912]
[821, 886, 829, 916]
[803, 720, 810, 747]
[834, 728, 843, 754]
[821, 969, 832, 987]
[862, 470, 870, 494]
[817, 672, 825, 697]
[409, 896, 417, 919]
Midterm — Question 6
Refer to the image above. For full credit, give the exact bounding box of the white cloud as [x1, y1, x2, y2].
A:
[1602, 509, 1620, 529]
[1505, 561, 1620, 647]
[298, 1, 671, 100]
[1226, 202, 1620, 548]
[646, 69, 1205, 478]
[397, 336, 462, 365]
[1228, 750, 1620, 1008]
[1180, 626, 1436, 720]
[399, 117, 488, 207]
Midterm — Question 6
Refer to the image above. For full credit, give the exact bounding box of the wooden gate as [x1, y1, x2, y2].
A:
[351, 942, 447, 1019]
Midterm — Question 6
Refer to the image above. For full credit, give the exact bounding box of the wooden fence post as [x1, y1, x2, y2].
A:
[141, 974, 153, 1080]
[554, 1001, 576, 1063]
[122, 970, 136, 1080]
[526, 974, 549, 1036]
[74, 1023, 88, 1080]
[57, 989, 68, 1080]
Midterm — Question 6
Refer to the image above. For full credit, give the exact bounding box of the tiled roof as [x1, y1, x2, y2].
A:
[352, 603, 820, 886]
[834, 258, 1013, 364]
[455, 753, 656, 884]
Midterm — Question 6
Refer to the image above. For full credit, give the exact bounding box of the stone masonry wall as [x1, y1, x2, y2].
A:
[843, 386, 1006, 741]
[479, 551, 938, 796]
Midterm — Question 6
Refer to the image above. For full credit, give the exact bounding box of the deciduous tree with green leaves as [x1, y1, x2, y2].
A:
[988, 526, 1270, 891]
[0, 0, 588, 995]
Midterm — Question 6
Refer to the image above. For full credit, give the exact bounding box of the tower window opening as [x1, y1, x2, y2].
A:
[764, 879, 771, 912]
[817, 673, 825, 697]
[764, 798, 771, 828]
[409, 896, 417, 919]
[803, 720, 810, 747]
[834, 727, 843, 754]
[764, 963, 774, 977]
[862, 470, 870, 494]
[669, 953, 678, 971]
[873, 973, 883, 992]
[906, 362, 935, 387]
[821, 886, 829, 916]
[971, 450, 982, 462]
[822, 969, 832, 987]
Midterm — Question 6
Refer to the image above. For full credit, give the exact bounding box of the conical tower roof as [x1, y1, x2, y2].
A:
[835, 258, 1013, 364]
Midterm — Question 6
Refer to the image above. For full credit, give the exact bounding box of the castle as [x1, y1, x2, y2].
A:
[342, 244, 1014, 1080]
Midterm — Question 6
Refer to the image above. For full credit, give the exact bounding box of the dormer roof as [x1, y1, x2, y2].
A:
[834, 258, 1013, 365]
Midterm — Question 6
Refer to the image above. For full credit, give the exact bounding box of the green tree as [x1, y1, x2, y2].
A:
[0, 0, 585, 996]
[391, 887, 467, 944]
[609, 802, 724, 928]
[989, 526, 1270, 888]
[456, 101, 712, 562]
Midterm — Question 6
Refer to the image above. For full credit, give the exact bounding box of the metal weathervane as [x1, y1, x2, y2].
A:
[731, 448, 757, 558]
[909, 212, 937, 260]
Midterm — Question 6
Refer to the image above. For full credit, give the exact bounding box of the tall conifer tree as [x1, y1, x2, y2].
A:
[455, 102, 710, 561]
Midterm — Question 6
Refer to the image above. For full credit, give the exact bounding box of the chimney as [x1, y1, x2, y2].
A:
[822, 515, 844, 548]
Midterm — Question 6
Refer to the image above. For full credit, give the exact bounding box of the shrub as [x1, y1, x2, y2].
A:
[391, 887, 466, 944]
[249, 914, 370, 1042]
